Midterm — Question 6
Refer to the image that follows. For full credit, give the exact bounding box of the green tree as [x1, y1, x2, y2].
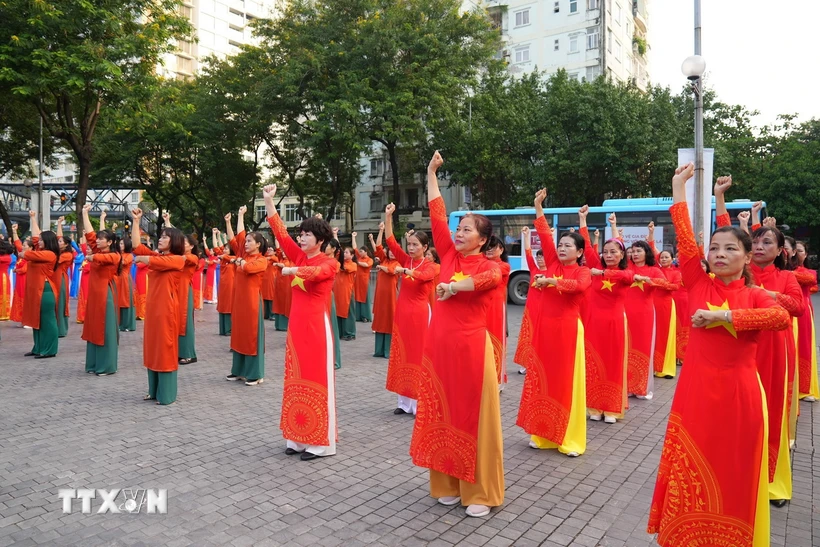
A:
[0, 89, 58, 234]
[92, 79, 258, 236]
[0, 0, 193, 221]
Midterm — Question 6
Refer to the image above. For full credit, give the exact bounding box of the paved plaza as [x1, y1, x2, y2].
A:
[1, 298, 819, 547]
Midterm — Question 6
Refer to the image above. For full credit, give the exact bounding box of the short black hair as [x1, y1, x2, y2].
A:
[297, 217, 334, 251]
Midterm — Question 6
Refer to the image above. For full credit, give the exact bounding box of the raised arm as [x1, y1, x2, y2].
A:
[263, 184, 304, 262]
[161, 211, 171, 229]
[236, 205, 247, 236]
[99, 209, 107, 231]
[751, 201, 763, 231]
[670, 163, 706, 289]
[11, 223, 19, 243]
[130, 208, 143, 250]
[212, 228, 221, 253]
[533, 188, 558, 267]
[82, 204, 94, 237]
[28, 210, 40, 237]
[384, 203, 410, 265]
[427, 151, 455, 258]
[737, 211, 750, 235]
[56, 216, 64, 238]
[714, 176, 732, 227]
[224, 212, 235, 244]
[375, 222, 384, 248]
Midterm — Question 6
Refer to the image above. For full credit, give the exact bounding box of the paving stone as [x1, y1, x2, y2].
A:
[0, 299, 817, 546]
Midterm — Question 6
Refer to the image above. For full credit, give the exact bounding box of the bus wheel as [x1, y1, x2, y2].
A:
[508, 273, 530, 306]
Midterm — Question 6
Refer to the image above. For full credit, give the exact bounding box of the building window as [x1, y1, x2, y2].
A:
[607, 30, 612, 52]
[405, 188, 419, 208]
[284, 204, 299, 222]
[554, 2, 559, 13]
[570, 0, 578, 13]
[176, 56, 193, 74]
[178, 4, 193, 18]
[554, 39, 559, 51]
[514, 45, 530, 64]
[568, 72, 579, 81]
[569, 35, 579, 53]
[255, 205, 266, 221]
[488, 8, 503, 30]
[369, 193, 384, 213]
[585, 65, 601, 81]
[615, 3, 622, 25]
[615, 40, 622, 61]
[588, 0, 599, 9]
[514, 9, 530, 27]
[586, 30, 599, 50]
[370, 158, 383, 177]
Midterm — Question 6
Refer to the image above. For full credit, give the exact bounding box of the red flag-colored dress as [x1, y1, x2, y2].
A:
[133, 244, 185, 373]
[372, 246, 399, 334]
[794, 266, 818, 399]
[625, 263, 664, 397]
[512, 249, 546, 369]
[653, 266, 682, 378]
[384, 235, 435, 403]
[267, 213, 339, 451]
[409, 196, 503, 506]
[517, 216, 591, 454]
[579, 227, 632, 418]
[487, 258, 510, 385]
[648, 201, 788, 547]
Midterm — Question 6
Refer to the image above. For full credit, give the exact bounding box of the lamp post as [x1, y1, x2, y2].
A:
[681, 54, 706, 239]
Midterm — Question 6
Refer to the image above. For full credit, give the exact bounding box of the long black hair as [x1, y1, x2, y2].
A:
[161, 228, 186, 256]
[247, 231, 269, 255]
[0, 239, 13, 256]
[784, 235, 798, 271]
[327, 238, 342, 271]
[39, 231, 61, 271]
[751, 226, 786, 270]
[630, 240, 656, 267]
[97, 229, 123, 275]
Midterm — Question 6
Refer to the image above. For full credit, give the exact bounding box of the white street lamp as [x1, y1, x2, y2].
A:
[681, 55, 706, 80]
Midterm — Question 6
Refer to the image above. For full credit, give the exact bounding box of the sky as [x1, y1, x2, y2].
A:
[647, 1, 820, 125]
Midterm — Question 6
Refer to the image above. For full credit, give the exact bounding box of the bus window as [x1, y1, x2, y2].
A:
[502, 214, 531, 256]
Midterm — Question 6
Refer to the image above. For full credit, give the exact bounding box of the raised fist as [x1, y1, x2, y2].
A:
[428, 151, 444, 172]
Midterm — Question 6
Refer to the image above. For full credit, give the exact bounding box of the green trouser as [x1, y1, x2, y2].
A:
[264, 300, 274, 320]
[177, 290, 197, 360]
[331, 298, 342, 370]
[85, 287, 119, 375]
[231, 299, 265, 381]
[119, 288, 136, 332]
[355, 292, 373, 322]
[374, 333, 392, 359]
[274, 313, 289, 332]
[147, 369, 177, 405]
[32, 283, 58, 357]
[219, 313, 232, 336]
[57, 282, 69, 338]
[337, 298, 356, 339]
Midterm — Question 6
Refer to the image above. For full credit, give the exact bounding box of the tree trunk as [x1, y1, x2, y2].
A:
[386, 142, 400, 209]
[74, 154, 91, 229]
[0, 200, 12, 237]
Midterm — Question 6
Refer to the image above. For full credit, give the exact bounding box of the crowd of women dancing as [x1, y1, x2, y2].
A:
[0, 152, 817, 546]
